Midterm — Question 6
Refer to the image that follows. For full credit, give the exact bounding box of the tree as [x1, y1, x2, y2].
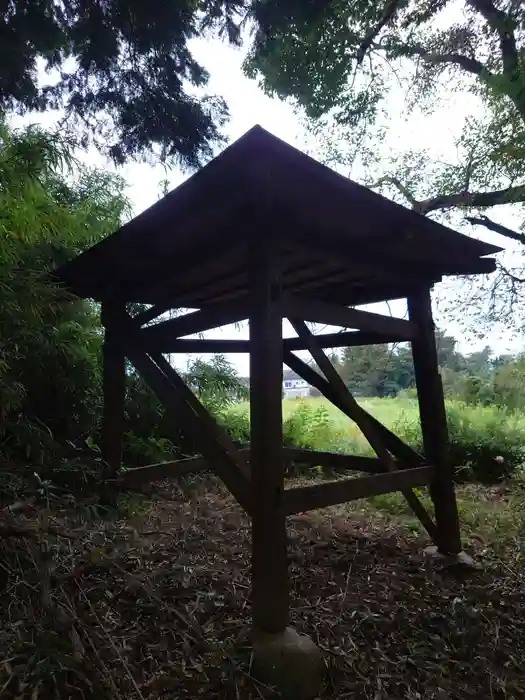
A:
[183, 355, 249, 414]
[492, 354, 525, 409]
[339, 343, 402, 396]
[246, 1, 525, 324]
[0, 1, 248, 166]
[0, 120, 129, 464]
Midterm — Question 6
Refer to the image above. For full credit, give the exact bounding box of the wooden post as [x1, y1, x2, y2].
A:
[249, 237, 288, 634]
[407, 287, 462, 555]
[101, 302, 126, 477]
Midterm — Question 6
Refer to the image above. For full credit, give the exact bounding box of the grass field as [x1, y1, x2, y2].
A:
[236, 394, 418, 422]
[233, 395, 421, 448]
[229, 395, 525, 552]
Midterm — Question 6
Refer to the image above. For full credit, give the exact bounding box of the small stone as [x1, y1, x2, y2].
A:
[252, 626, 325, 700]
[423, 545, 482, 570]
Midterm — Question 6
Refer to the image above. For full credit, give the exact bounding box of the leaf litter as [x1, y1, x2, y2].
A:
[0, 474, 524, 699]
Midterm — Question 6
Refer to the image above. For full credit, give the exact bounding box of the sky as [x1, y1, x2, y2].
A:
[132, 35, 522, 375]
[13, 33, 525, 376]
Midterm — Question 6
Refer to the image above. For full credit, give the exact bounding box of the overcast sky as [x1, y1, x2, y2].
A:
[14, 34, 524, 375]
[145, 36, 523, 375]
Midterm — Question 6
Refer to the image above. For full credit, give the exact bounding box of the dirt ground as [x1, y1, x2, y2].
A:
[1, 476, 524, 699]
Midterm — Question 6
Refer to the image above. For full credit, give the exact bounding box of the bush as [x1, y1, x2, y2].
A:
[394, 402, 525, 483]
[0, 123, 129, 473]
[217, 409, 250, 445]
[283, 401, 335, 451]
[446, 403, 525, 483]
[221, 398, 525, 484]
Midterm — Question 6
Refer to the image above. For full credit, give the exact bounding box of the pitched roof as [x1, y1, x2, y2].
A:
[283, 369, 301, 383]
[53, 125, 500, 308]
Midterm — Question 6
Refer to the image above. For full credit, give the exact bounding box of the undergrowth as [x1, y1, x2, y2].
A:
[225, 397, 525, 483]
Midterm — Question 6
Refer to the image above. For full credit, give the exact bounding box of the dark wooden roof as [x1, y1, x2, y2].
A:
[53, 125, 500, 308]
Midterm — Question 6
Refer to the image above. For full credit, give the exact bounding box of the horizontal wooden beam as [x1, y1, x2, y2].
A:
[127, 347, 251, 512]
[120, 447, 390, 489]
[120, 448, 252, 488]
[283, 350, 425, 468]
[285, 330, 409, 351]
[141, 298, 250, 343]
[146, 329, 411, 353]
[284, 465, 435, 515]
[150, 337, 251, 353]
[120, 454, 210, 487]
[283, 448, 390, 473]
[283, 295, 417, 339]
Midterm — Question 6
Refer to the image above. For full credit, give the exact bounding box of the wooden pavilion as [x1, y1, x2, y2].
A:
[53, 125, 499, 643]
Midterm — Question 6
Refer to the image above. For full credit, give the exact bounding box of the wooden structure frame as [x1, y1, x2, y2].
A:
[53, 126, 500, 636]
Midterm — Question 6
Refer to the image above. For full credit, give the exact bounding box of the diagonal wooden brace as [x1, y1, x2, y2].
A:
[283, 350, 424, 467]
[153, 352, 251, 476]
[127, 347, 251, 513]
[286, 320, 437, 539]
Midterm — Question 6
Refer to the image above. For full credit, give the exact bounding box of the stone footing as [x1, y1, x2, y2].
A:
[424, 545, 481, 570]
[252, 626, 324, 699]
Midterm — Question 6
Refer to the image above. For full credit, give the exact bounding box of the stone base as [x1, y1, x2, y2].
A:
[252, 626, 324, 699]
[424, 545, 482, 570]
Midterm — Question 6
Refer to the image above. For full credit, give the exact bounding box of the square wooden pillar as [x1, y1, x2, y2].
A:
[408, 288, 462, 555]
[101, 301, 126, 477]
[249, 238, 289, 633]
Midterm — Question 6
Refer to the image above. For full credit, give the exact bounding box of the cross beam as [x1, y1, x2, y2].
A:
[284, 319, 437, 539]
[285, 465, 436, 514]
[125, 344, 251, 512]
[283, 295, 417, 338]
[151, 329, 412, 354]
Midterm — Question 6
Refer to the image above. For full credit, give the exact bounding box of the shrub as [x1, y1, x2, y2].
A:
[217, 409, 251, 445]
[446, 402, 525, 483]
[393, 402, 525, 483]
[0, 123, 129, 471]
[283, 401, 334, 450]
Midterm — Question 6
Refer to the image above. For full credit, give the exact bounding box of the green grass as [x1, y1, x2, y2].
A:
[229, 395, 525, 481]
[232, 395, 420, 450]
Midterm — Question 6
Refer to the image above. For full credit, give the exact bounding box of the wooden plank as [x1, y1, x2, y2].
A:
[283, 294, 417, 339]
[283, 350, 425, 468]
[120, 447, 252, 488]
[149, 337, 251, 353]
[142, 297, 251, 342]
[100, 303, 126, 477]
[285, 322, 437, 538]
[179, 257, 348, 309]
[285, 329, 410, 352]
[120, 455, 210, 487]
[137, 243, 248, 316]
[249, 236, 288, 634]
[283, 448, 393, 474]
[153, 352, 250, 473]
[284, 466, 435, 514]
[143, 329, 409, 354]
[285, 232, 496, 280]
[314, 279, 442, 309]
[408, 288, 462, 554]
[148, 329, 405, 354]
[126, 347, 251, 512]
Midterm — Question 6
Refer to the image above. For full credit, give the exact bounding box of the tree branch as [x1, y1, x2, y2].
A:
[468, 0, 519, 76]
[371, 175, 419, 207]
[356, 0, 402, 64]
[465, 215, 525, 245]
[372, 177, 525, 215]
[497, 261, 525, 285]
[403, 44, 490, 79]
[467, 0, 525, 121]
[416, 185, 525, 214]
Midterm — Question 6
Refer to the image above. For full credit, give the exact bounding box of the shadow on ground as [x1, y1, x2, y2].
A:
[1, 476, 523, 699]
